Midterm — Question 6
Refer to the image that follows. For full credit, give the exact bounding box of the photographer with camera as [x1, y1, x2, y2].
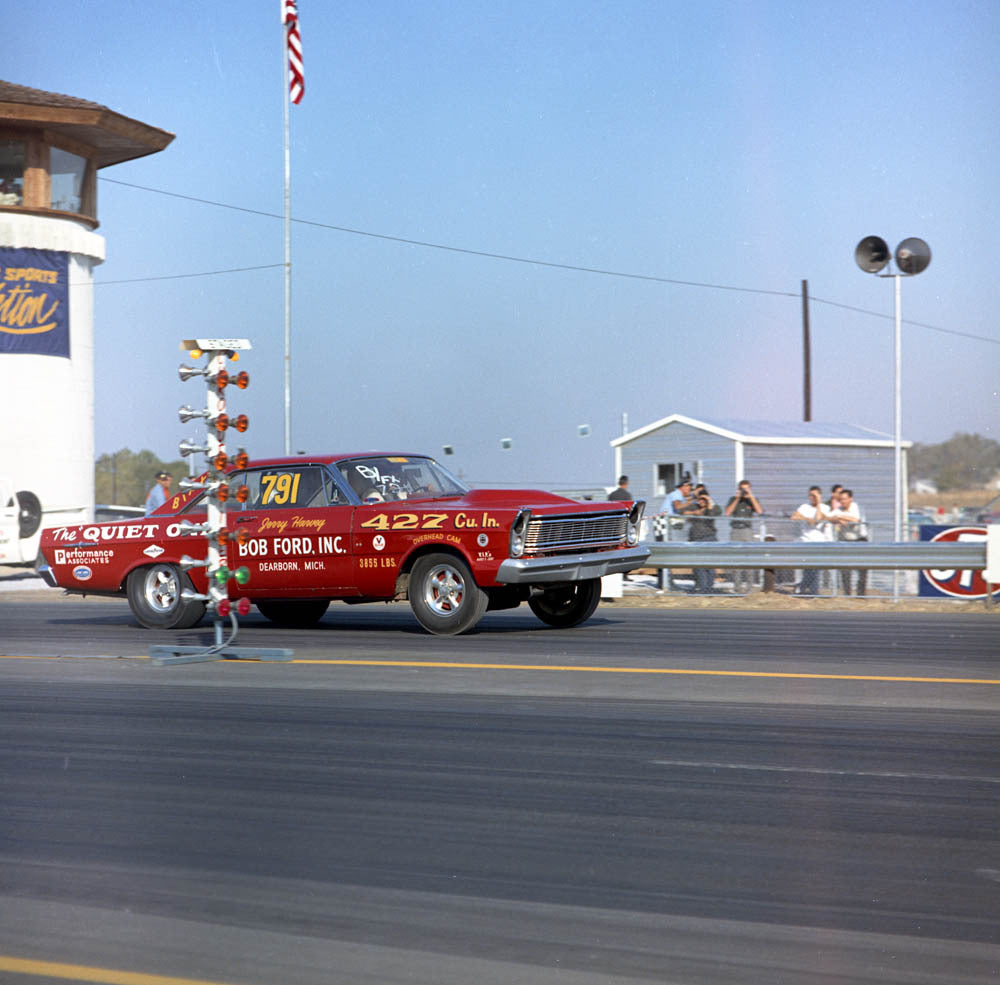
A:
[681, 486, 721, 593]
[724, 479, 764, 593]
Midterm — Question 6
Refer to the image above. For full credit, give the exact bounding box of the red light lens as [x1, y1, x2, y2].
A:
[236, 597, 252, 616]
[216, 598, 231, 618]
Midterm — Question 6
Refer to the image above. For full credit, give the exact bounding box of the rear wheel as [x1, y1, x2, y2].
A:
[256, 599, 330, 626]
[126, 563, 205, 630]
[528, 579, 602, 628]
[408, 553, 488, 635]
[15, 490, 41, 539]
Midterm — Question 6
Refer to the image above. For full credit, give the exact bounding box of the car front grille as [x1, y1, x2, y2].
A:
[523, 512, 628, 553]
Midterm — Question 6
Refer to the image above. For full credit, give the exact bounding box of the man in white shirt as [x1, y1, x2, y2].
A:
[662, 478, 693, 516]
[830, 488, 867, 595]
[144, 471, 173, 516]
[790, 485, 831, 594]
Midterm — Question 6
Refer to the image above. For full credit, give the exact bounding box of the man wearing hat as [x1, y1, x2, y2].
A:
[662, 477, 694, 517]
[655, 478, 694, 591]
[144, 471, 173, 516]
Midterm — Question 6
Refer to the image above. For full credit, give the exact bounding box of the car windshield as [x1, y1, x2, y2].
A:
[337, 456, 468, 503]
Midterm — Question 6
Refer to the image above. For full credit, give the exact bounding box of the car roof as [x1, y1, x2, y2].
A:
[246, 453, 433, 469]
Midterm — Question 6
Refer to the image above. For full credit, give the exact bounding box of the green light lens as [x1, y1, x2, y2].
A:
[234, 566, 250, 585]
[214, 566, 230, 585]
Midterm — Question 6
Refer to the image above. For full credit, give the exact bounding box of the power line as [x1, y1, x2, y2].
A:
[97, 176, 1000, 346]
[808, 294, 998, 345]
[89, 263, 285, 286]
[99, 176, 793, 298]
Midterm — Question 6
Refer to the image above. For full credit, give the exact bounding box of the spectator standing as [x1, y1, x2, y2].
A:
[828, 484, 843, 511]
[144, 471, 172, 516]
[608, 475, 631, 501]
[684, 487, 721, 593]
[724, 479, 763, 593]
[658, 478, 695, 592]
[662, 478, 693, 516]
[790, 485, 832, 595]
[830, 488, 867, 595]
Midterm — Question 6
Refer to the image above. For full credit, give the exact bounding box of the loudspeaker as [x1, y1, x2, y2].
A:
[854, 236, 891, 273]
[895, 237, 931, 275]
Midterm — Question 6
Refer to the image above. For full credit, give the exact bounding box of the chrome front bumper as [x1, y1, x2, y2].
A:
[495, 545, 650, 584]
[34, 559, 59, 588]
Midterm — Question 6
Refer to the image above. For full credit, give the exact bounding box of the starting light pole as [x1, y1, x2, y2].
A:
[150, 338, 292, 666]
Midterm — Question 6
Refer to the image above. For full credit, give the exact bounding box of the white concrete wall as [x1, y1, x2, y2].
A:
[0, 212, 105, 556]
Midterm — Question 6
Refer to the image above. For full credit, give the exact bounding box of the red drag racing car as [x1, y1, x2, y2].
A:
[37, 454, 647, 635]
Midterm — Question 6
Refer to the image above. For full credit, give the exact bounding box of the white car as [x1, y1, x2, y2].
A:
[0, 480, 43, 564]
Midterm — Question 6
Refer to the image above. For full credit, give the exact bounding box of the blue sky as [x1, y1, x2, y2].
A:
[10, 0, 999, 489]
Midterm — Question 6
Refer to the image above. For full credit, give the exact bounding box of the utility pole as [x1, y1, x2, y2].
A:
[801, 279, 811, 421]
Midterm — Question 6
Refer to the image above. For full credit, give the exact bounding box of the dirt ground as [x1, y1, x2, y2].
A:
[616, 567, 999, 613]
[612, 588, 999, 614]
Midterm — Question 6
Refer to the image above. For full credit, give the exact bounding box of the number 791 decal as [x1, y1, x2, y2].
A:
[261, 472, 301, 505]
[360, 513, 447, 531]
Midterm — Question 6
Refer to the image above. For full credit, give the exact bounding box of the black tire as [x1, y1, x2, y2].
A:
[15, 490, 42, 539]
[256, 599, 330, 626]
[408, 552, 488, 635]
[126, 563, 205, 630]
[528, 579, 602, 628]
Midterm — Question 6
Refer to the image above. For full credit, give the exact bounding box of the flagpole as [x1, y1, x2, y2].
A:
[282, 2, 292, 455]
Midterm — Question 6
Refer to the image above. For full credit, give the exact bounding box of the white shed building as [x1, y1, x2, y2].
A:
[611, 414, 910, 538]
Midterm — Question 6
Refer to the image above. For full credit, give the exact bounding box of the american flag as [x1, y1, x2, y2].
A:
[284, 0, 304, 105]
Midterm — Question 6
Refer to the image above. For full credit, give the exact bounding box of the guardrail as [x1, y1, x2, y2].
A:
[644, 540, 990, 570]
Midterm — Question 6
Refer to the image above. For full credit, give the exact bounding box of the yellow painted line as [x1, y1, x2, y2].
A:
[1, 652, 997, 685]
[0, 955, 241, 985]
[288, 658, 1000, 685]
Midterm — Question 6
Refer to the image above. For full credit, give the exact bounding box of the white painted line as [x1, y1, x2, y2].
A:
[650, 760, 1000, 783]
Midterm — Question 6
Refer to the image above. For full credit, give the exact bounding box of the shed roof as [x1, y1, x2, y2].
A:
[611, 414, 911, 449]
[0, 80, 174, 167]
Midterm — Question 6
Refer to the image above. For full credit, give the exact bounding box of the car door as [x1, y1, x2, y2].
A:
[227, 464, 353, 594]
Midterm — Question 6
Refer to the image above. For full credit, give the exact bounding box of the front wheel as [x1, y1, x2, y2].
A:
[528, 579, 602, 628]
[408, 553, 488, 635]
[126, 563, 206, 630]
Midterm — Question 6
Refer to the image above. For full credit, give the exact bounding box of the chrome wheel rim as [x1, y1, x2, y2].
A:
[143, 565, 180, 614]
[422, 563, 465, 617]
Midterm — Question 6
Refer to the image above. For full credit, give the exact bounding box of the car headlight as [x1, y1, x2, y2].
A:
[627, 500, 646, 546]
[509, 509, 530, 557]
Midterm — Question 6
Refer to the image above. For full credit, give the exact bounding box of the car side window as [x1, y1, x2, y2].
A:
[323, 469, 345, 505]
[231, 467, 328, 510]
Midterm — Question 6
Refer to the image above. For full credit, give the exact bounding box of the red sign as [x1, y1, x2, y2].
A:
[921, 526, 996, 599]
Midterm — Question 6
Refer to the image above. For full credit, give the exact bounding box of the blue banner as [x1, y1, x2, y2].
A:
[0, 248, 70, 358]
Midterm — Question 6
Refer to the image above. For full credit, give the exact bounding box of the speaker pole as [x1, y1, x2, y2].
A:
[801, 279, 811, 422]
